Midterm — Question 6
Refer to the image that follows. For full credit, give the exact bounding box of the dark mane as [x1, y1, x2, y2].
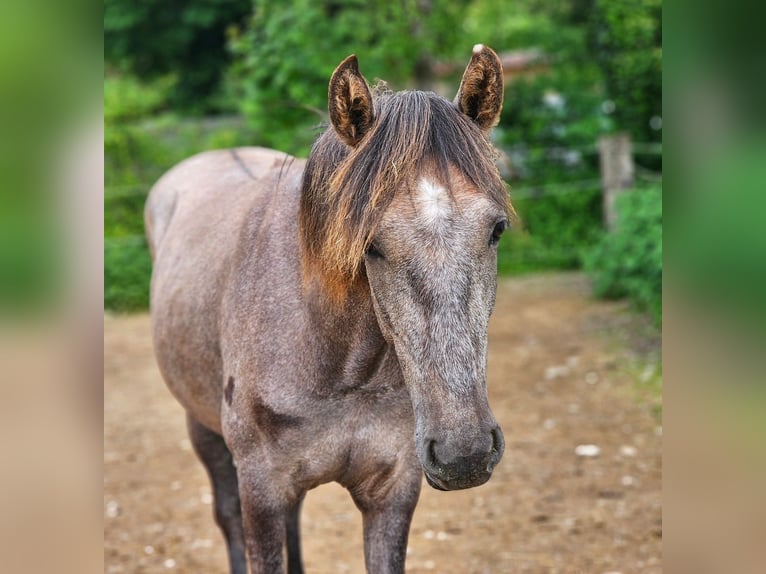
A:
[299, 87, 512, 300]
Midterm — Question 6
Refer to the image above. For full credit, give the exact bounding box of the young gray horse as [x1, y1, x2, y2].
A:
[146, 45, 512, 574]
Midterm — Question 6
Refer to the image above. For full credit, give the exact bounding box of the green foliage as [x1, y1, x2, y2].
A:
[227, 0, 470, 155]
[104, 0, 251, 111]
[499, 186, 603, 274]
[584, 187, 662, 324]
[489, 14, 610, 273]
[105, 192, 147, 238]
[103, 1, 663, 311]
[588, 0, 662, 145]
[104, 239, 153, 312]
[104, 74, 176, 186]
[104, 74, 258, 312]
[104, 74, 175, 123]
[464, 0, 589, 55]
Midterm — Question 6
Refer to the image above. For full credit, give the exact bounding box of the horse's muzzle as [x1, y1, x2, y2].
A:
[422, 427, 505, 491]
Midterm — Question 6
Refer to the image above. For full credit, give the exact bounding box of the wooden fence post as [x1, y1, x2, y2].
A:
[598, 133, 634, 231]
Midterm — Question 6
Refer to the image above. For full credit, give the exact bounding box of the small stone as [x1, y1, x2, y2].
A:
[543, 418, 556, 430]
[585, 371, 599, 385]
[424, 560, 436, 570]
[144, 545, 154, 555]
[575, 444, 600, 457]
[106, 500, 121, 518]
[562, 517, 578, 531]
[200, 492, 213, 504]
[621, 475, 635, 487]
[163, 558, 176, 568]
[545, 365, 570, 380]
[424, 529, 435, 539]
[619, 445, 637, 457]
[436, 531, 448, 541]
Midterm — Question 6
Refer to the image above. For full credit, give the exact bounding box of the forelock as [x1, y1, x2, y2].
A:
[299, 90, 511, 302]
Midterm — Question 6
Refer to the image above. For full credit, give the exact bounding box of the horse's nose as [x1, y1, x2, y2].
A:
[422, 427, 505, 490]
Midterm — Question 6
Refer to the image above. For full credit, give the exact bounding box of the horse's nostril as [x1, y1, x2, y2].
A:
[488, 427, 505, 468]
[422, 432, 501, 491]
[427, 439, 438, 468]
[491, 427, 503, 453]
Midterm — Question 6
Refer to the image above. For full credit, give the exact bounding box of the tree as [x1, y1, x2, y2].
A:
[227, 0, 470, 155]
[104, 0, 251, 112]
[587, 0, 662, 144]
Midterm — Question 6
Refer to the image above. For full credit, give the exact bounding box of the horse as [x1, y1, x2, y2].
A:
[146, 44, 512, 574]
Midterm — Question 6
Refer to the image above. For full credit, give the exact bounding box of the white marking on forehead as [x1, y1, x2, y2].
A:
[417, 178, 451, 222]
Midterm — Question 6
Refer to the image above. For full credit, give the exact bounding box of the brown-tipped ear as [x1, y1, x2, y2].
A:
[454, 44, 504, 131]
[328, 55, 375, 146]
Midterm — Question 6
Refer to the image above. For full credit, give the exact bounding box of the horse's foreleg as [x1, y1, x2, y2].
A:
[186, 415, 247, 574]
[350, 467, 422, 574]
[236, 460, 296, 573]
[286, 494, 305, 574]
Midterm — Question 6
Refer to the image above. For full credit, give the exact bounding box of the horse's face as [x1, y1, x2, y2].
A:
[324, 46, 508, 490]
[364, 168, 506, 490]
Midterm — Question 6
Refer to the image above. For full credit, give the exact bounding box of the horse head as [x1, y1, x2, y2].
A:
[303, 46, 511, 490]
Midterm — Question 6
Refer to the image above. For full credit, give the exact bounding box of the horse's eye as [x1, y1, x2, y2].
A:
[490, 220, 507, 246]
[365, 242, 384, 259]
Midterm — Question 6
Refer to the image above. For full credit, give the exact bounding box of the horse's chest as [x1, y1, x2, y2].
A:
[226, 390, 415, 488]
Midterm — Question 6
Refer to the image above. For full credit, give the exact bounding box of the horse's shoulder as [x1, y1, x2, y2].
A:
[145, 147, 305, 254]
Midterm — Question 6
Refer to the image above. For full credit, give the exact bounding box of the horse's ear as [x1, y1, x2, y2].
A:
[454, 44, 504, 131]
[328, 55, 375, 147]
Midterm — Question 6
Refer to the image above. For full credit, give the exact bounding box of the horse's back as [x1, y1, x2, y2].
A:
[146, 147, 305, 432]
[145, 147, 293, 257]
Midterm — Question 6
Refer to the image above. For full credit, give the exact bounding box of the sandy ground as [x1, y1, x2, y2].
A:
[104, 273, 662, 573]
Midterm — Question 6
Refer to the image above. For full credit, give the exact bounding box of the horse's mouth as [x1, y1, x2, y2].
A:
[424, 472, 449, 491]
[423, 469, 493, 491]
[421, 430, 503, 491]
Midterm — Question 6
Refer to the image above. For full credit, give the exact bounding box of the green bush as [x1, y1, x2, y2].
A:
[499, 185, 603, 274]
[104, 74, 175, 123]
[587, 0, 662, 147]
[104, 74, 259, 312]
[495, 59, 609, 273]
[583, 186, 662, 324]
[104, 239, 153, 312]
[104, 0, 251, 112]
[227, 0, 470, 156]
[104, 74, 176, 186]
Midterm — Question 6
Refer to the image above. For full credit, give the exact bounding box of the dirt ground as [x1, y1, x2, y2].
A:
[104, 273, 662, 574]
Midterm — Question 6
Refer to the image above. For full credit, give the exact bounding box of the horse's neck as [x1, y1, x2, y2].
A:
[305, 282, 392, 391]
[307, 282, 383, 349]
